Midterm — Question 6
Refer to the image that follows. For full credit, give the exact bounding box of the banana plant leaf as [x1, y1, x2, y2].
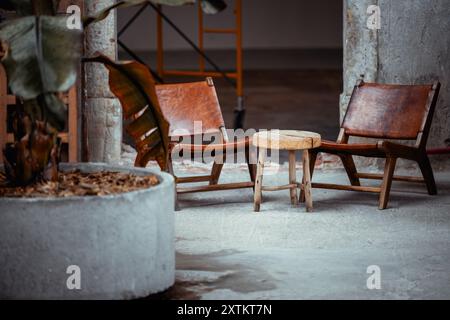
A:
[0, 15, 81, 129]
[200, 0, 227, 14]
[84, 0, 226, 28]
[3, 111, 58, 185]
[84, 54, 171, 170]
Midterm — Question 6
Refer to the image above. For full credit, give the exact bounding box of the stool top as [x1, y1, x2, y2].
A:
[252, 130, 321, 150]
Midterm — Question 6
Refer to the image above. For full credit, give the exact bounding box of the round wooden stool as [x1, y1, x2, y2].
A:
[252, 130, 321, 212]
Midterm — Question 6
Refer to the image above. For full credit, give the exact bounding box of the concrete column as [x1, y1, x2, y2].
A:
[342, 0, 450, 168]
[376, 0, 450, 151]
[340, 0, 379, 122]
[84, 0, 122, 163]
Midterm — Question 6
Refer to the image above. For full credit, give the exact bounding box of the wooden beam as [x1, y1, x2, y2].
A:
[312, 183, 381, 193]
[68, 86, 78, 163]
[178, 181, 254, 194]
[0, 66, 7, 163]
[176, 175, 212, 184]
[356, 172, 425, 183]
[204, 28, 237, 34]
[162, 70, 238, 79]
[261, 184, 297, 192]
[0, 96, 16, 105]
[289, 150, 298, 205]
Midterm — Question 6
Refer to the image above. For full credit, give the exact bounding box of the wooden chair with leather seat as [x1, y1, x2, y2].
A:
[155, 77, 256, 201]
[301, 80, 441, 210]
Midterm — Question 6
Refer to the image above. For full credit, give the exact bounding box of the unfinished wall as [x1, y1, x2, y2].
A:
[342, 0, 450, 168]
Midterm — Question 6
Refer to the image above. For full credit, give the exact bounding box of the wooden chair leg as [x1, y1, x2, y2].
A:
[245, 146, 257, 185]
[288, 150, 298, 206]
[167, 160, 180, 211]
[300, 150, 317, 203]
[302, 149, 313, 212]
[209, 161, 224, 185]
[254, 148, 266, 212]
[418, 155, 437, 195]
[340, 154, 361, 186]
[379, 157, 397, 210]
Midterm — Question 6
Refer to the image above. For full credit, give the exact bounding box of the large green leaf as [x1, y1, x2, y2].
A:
[84, 54, 171, 170]
[0, 16, 82, 100]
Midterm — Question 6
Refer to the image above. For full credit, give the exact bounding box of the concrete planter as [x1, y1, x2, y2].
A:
[0, 163, 175, 300]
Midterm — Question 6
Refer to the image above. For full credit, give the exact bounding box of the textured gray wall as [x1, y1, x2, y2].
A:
[342, 0, 450, 167]
[341, 0, 378, 119]
[118, 0, 343, 51]
[377, 0, 450, 150]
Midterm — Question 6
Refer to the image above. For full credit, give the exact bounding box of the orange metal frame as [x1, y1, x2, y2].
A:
[0, 65, 79, 164]
[156, 0, 243, 99]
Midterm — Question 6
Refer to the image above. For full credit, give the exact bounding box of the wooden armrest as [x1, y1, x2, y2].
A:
[171, 137, 251, 152]
[317, 140, 383, 157]
[377, 141, 421, 160]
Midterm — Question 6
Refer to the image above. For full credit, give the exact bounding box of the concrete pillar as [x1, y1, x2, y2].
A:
[342, 0, 450, 168]
[376, 0, 450, 151]
[341, 0, 378, 122]
[84, 0, 122, 163]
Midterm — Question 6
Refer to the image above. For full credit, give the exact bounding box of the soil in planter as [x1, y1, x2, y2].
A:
[0, 170, 159, 198]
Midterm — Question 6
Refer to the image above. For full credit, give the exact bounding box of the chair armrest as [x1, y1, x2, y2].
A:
[171, 137, 251, 152]
[377, 141, 421, 160]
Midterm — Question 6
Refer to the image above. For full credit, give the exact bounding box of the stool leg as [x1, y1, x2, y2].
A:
[254, 148, 266, 212]
[289, 150, 298, 206]
[300, 151, 316, 203]
[302, 149, 313, 212]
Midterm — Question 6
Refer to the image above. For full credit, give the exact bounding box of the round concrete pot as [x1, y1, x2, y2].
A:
[0, 163, 175, 300]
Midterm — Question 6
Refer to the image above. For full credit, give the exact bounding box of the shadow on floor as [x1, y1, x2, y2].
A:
[142, 250, 277, 300]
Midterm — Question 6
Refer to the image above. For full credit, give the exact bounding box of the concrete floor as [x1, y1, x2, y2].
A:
[160, 164, 450, 300]
[119, 49, 450, 299]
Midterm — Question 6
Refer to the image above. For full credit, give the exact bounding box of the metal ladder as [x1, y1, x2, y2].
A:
[155, 0, 244, 128]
